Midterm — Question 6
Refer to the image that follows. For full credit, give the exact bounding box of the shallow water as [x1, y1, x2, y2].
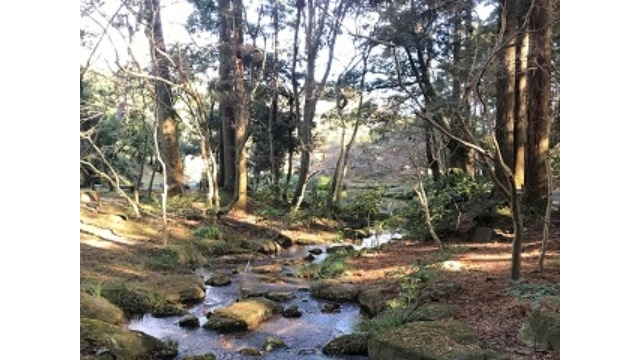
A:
[128, 243, 372, 359]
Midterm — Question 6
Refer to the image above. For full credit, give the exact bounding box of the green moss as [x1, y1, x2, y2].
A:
[322, 333, 370, 356]
[80, 318, 177, 359]
[100, 282, 162, 316]
[369, 321, 480, 360]
[80, 292, 126, 325]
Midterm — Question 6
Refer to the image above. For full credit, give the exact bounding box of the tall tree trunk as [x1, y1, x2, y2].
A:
[291, 0, 318, 208]
[514, 0, 530, 189]
[230, 0, 248, 211]
[495, 0, 518, 190]
[447, 3, 472, 178]
[219, 0, 236, 192]
[269, 0, 281, 194]
[285, 0, 303, 203]
[145, 0, 183, 197]
[525, 0, 552, 210]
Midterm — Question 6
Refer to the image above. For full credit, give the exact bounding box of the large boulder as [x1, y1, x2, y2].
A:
[322, 333, 370, 356]
[80, 318, 177, 359]
[310, 279, 358, 302]
[368, 320, 490, 360]
[203, 298, 281, 333]
[149, 274, 206, 305]
[80, 292, 126, 325]
[357, 283, 399, 317]
[518, 311, 560, 352]
[407, 303, 459, 322]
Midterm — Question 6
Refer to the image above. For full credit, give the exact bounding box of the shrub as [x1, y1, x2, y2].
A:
[193, 225, 222, 240]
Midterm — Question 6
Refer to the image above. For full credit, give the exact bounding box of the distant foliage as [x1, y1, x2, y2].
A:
[397, 173, 493, 235]
[342, 187, 386, 220]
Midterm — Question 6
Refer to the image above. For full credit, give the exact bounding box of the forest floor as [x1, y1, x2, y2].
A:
[80, 191, 560, 359]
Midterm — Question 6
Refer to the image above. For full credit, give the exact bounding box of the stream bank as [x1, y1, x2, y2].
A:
[128, 236, 401, 359]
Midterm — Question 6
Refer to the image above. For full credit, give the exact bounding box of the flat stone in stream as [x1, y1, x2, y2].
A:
[205, 272, 232, 286]
[203, 297, 282, 333]
[265, 291, 296, 302]
[310, 279, 359, 302]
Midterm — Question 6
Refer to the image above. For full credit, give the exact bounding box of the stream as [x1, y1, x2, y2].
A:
[128, 234, 401, 360]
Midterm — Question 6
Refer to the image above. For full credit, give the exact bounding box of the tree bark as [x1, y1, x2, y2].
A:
[219, 0, 236, 192]
[514, 0, 530, 189]
[495, 0, 518, 190]
[525, 0, 552, 210]
[145, 0, 183, 197]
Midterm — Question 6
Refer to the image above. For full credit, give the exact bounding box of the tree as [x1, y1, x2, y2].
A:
[290, 0, 352, 212]
[525, 0, 555, 210]
[144, 0, 184, 198]
[328, 45, 373, 209]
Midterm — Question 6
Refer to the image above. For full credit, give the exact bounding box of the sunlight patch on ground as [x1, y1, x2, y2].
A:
[81, 238, 124, 250]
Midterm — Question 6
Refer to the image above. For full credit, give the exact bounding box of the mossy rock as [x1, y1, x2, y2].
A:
[184, 354, 217, 360]
[539, 295, 560, 312]
[100, 283, 160, 316]
[152, 303, 188, 318]
[203, 298, 281, 333]
[358, 307, 411, 333]
[368, 320, 481, 360]
[202, 314, 248, 332]
[178, 315, 201, 328]
[80, 318, 177, 359]
[239, 347, 263, 356]
[143, 245, 203, 272]
[358, 283, 399, 317]
[263, 336, 288, 352]
[517, 311, 560, 352]
[205, 272, 232, 287]
[265, 291, 295, 302]
[80, 292, 126, 325]
[322, 333, 370, 356]
[282, 305, 302, 318]
[310, 279, 358, 302]
[148, 274, 206, 305]
[241, 239, 282, 254]
[407, 303, 459, 322]
[250, 264, 284, 274]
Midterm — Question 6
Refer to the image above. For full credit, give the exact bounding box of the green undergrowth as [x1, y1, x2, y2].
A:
[296, 249, 352, 279]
